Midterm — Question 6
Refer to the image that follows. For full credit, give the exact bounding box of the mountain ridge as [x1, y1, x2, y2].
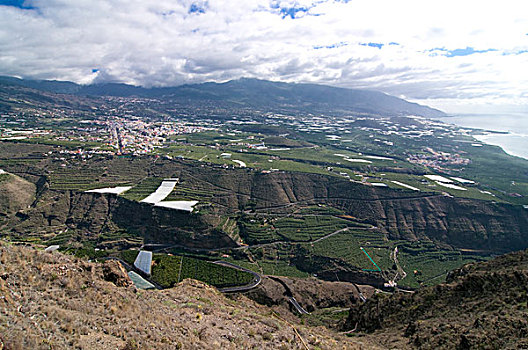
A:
[0, 75, 445, 118]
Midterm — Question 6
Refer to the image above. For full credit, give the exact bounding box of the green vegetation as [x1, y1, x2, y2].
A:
[120, 249, 140, 264]
[310, 229, 393, 271]
[179, 257, 254, 288]
[397, 241, 485, 288]
[45, 231, 74, 246]
[120, 177, 164, 201]
[47, 156, 155, 191]
[165, 179, 216, 202]
[0, 173, 10, 183]
[151, 254, 183, 288]
[146, 253, 254, 289]
[69, 246, 109, 260]
[238, 216, 279, 244]
[2, 89, 528, 296]
[273, 215, 351, 242]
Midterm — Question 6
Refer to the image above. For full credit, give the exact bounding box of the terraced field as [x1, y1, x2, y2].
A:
[397, 241, 485, 288]
[48, 156, 155, 191]
[273, 216, 352, 242]
[310, 229, 393, 271]
[238, 216, 279, 244]
[238, 212, 370, 245]
[120, 250, 254, 289]
[120, 177, 164, 201]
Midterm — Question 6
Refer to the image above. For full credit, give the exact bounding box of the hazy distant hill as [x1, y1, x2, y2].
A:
[0, 76, 445, 118]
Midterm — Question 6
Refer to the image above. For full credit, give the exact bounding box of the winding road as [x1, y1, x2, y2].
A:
[212, 260, 262, 293]
[289, 297, 310, 314]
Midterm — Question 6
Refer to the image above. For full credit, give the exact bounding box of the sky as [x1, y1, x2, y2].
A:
[0, 0, 527, 114]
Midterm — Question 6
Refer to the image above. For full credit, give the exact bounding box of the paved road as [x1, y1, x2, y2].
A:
[289, 297, 310, 314]
[213, 261, 262, 293]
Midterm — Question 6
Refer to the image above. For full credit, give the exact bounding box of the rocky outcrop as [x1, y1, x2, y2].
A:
[246, 276, 375, 313]
[0, 172, 36, 220]
[102, 260, 132, 287]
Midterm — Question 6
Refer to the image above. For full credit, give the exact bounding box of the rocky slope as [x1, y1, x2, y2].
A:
[345, 249, 528, 349]
[246, 276, 375, 313]
[0, 171, 36, 222]
[0, 242, 376, 349]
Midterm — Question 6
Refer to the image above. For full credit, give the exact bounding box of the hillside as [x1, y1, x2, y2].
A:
[0, 171, 35, 223]
[345, 249, 528, 349]
[0, 242, 375, 349]
[0, 76, 445, 118]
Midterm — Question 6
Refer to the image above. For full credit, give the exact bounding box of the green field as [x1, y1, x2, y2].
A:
[120, 251, 255, 289]
[273, 215, 352, 242]
[120, 177, 164, 201]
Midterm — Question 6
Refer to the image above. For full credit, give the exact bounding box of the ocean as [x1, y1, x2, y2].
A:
[437, 113, 528, 160]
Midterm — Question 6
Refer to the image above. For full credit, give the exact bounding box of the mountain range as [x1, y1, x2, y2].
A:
[0, 76, 445, 118]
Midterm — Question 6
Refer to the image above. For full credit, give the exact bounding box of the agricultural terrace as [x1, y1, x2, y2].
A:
[120, 251, 254, 289]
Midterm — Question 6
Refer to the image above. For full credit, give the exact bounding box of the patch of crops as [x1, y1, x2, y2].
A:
[120, 250, 140, 265]
[273, 215, 351, 242]
[238, 217, 278, 244]
[397, 241, 485, 288]
[120, 177, 164, 201]
[180, 257, 254, 288]
[149, 254, 254, 289]
[310, 229, 392, 270]
[151, 254, 183, 288]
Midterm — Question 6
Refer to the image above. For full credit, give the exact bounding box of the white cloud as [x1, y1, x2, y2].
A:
[0, 0, 527, 112]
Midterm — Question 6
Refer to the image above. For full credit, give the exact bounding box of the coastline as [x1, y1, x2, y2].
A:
[472, 133, 528, 160]
[437, 114, 528, 161]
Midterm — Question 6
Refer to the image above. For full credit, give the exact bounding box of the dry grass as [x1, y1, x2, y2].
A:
[0, 242, 378, 349]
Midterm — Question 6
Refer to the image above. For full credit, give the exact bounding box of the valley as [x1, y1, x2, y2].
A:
[1, 77, 528, 348]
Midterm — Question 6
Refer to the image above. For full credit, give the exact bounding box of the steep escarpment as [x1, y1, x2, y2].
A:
[344, 249, 528, 349]
[178, 167, 528, 253]
[178, 167, 428, 211]
[6, 189, 236, 249]
[112, 195, 236, 248]
[4, 160, 528, 255]
[333, 194, 528, 252]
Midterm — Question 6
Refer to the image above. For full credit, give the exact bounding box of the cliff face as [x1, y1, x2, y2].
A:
[111, 195, 236, 248]
[7, 190, 236, 249]
[180, 168, 528, 253]
[5, 164, 528, 254]
[332, 194, 528, 252]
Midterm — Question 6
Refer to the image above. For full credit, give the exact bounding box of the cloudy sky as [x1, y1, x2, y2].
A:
[1, 0, 527, 113]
